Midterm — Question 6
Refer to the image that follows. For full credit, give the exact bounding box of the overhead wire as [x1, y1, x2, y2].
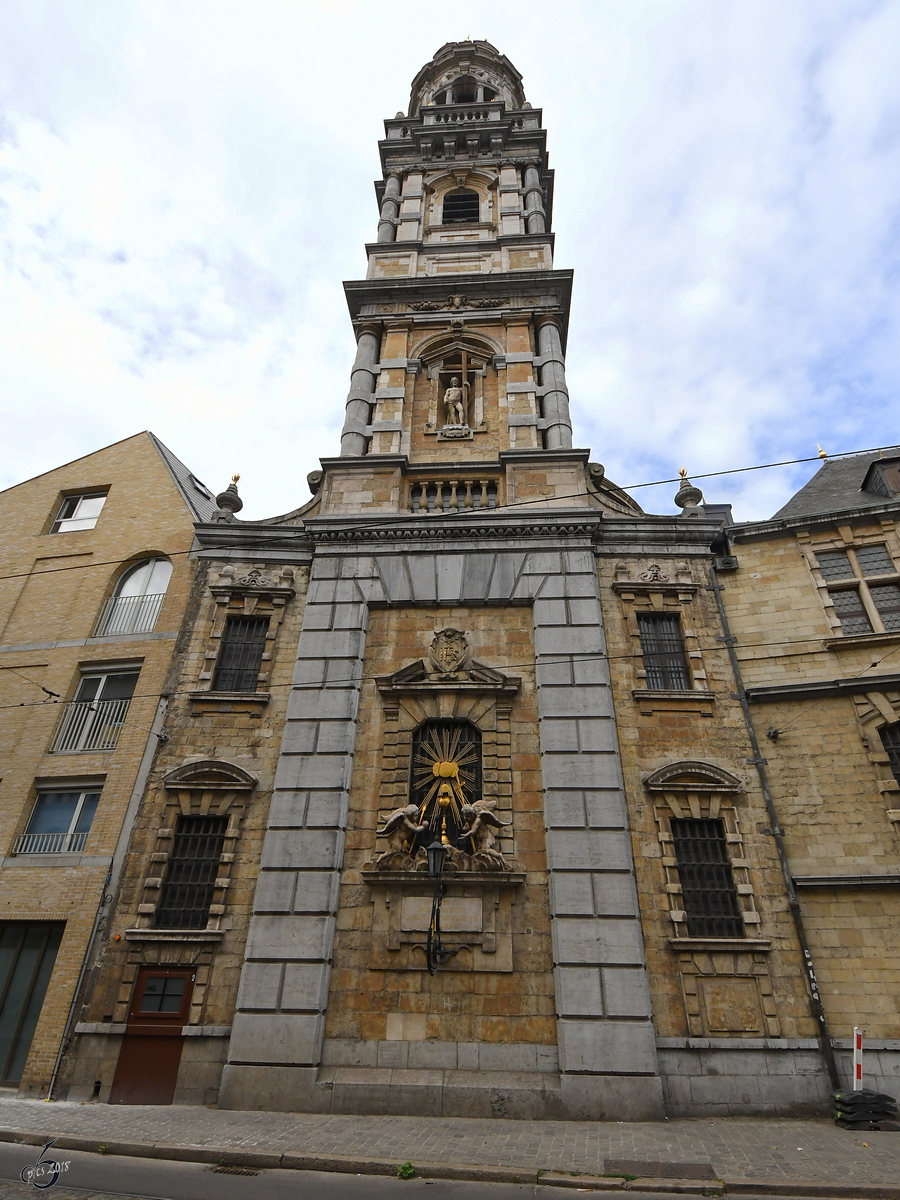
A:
[0, 438, 898, 585]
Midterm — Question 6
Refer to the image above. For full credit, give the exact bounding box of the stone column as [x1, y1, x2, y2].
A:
[537, 317, 573, 449]
[376, 173, 401, 243]
[523, 163, 546, 234]
[339, 324, 381, 457]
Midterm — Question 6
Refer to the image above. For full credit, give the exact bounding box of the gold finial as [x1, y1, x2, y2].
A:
[231, 473, 241, 485]
[816, 445, 827, 460]
[679, 467, 689, 481]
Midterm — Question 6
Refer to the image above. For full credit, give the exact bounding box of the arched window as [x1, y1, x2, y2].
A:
[442, 189, 480, 224]
[95, 557, 172, 636]
[408, 719, 482, 856]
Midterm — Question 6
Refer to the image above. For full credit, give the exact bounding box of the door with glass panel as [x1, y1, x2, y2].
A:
[50, 671, 139, 753]
[14, 789, 99, 856]
[0, 923, 64, 1086]
[109, 966, 195, 1104]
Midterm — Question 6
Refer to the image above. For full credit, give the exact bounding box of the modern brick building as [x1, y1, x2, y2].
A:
[0, 432, 214, 1097]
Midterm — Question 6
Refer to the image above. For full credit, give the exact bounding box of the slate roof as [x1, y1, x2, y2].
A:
[771, 447, 900, 520]
[148, 431, 217, 522]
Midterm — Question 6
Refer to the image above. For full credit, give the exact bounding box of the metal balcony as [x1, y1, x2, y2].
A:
[12, 831, 89, 855]
[93, 592, 165, 637]
[50, 698, 130, 753]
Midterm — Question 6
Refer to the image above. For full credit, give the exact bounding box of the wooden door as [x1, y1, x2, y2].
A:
[109, 966, 194, 1105]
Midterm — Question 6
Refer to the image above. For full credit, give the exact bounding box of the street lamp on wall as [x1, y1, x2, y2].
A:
[423, 836, 459, 975]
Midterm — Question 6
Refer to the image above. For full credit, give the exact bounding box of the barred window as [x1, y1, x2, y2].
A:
[829, 588, 873, 635]
[212, 615, 268, 692]
[670, 818, 744, 938]
[879, 723, 900, 784]
[155, 815, 228, 929]
[636, 613, 690, 690]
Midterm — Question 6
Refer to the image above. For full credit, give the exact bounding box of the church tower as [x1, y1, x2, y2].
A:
[212, 41, 666, 1121]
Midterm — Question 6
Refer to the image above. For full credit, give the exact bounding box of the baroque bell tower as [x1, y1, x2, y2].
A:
[325, 39, 582, 515]
[219, 41, 664, 1123]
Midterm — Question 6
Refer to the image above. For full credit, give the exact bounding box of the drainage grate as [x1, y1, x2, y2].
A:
[604, 1160, 716, 1180]
[208, 1165, 261, 1176]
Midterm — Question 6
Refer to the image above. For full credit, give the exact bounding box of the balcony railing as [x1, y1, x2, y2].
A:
[12, 831, 88, 855]
[409, 478, 499, 514]
[50, 698, 130, 753]
[94, 592, 165, 637]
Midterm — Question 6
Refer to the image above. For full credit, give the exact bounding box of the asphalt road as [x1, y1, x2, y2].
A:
[0, 1142, 826, 1200]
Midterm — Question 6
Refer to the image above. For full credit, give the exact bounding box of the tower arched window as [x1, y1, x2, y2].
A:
[442, 189, 480, 224]
[95, 557, 172, 636]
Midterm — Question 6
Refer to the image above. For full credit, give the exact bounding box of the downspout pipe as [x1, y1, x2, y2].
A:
[708, 561, 841, 1092]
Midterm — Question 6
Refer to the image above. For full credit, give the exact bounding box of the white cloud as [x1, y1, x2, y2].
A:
[1, 0, 899, 519]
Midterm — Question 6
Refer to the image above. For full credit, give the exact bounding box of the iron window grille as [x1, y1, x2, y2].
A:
[13, 789, 100, 855]
[442, 189, 480, 223]
[636, 612, 691, 690]
[155, 815, 229, 929]
[212, 615, 269, 692]
[50, 492, 107, 533]
[816, 544, 900, 635]
[670, 817, 744, 938]
[880, 723, 900, 784]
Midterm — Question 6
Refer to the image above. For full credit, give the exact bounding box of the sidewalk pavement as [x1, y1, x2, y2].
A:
[0, 1097, 899, 1196]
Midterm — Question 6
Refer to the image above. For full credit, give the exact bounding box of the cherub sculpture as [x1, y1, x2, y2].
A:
[374, 803, 427, 869]
[459, 799, 511, 868]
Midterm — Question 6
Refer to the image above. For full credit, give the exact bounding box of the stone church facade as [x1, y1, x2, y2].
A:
[58, 41, 900, 1119]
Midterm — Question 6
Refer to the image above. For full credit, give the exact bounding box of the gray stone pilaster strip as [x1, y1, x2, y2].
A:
[228, 559, 374, 1071]
[531, 550, 659, 1085]
[536, 318, 573, 450]
[340, 326, 381, 456]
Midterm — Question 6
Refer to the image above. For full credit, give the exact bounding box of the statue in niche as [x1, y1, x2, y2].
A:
[442, 376, 468, 427]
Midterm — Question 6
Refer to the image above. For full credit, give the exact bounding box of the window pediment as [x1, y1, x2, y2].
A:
[643, 760, 743, 793]
[162, 759, 257, 791]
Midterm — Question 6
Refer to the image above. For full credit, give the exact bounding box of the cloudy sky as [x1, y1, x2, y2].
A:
[2, 0, 899, 520]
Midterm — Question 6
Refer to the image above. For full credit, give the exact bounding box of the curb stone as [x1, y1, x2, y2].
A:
[0, 1127, 898, 1198]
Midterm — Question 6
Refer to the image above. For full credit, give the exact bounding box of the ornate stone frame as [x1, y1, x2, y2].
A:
[121, 758, 257, 1026]
[643, 760, 778, 1038]
[612, 561, 715, 716]
[363, 652, 524, 972]
[192, 565, 295, 704]
[852, 690, 900, 834]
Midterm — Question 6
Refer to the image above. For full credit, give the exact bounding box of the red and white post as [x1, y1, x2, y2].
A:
[853, 1027, 863, 1091]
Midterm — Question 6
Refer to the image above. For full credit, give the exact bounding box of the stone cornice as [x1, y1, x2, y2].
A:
[746, 670, 900, 703]
[305, 512, 601, 545]
[728, 498, 900, 542]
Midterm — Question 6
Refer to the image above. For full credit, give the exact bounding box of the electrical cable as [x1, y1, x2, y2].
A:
[1, 438, 898, 584]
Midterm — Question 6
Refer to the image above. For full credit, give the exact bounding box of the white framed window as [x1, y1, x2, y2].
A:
[14, 788, 100, 855]
[51, 492, 107, 533]
[816, 544, 900, 636]
[50, 669, 139, 753]
[95, 558, 172, 636]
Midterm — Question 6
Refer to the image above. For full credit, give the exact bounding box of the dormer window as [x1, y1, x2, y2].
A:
[862, 457, 900, 499]
[442, 189, 480, 224]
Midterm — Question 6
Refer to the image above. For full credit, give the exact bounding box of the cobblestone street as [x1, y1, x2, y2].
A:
[0, 1097, 898, 1192]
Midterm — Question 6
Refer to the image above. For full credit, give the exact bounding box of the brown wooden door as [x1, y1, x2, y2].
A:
[109, 966, 194, 1105]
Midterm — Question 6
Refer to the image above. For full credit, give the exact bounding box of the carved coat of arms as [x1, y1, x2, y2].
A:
[429, 629, 470, 675]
